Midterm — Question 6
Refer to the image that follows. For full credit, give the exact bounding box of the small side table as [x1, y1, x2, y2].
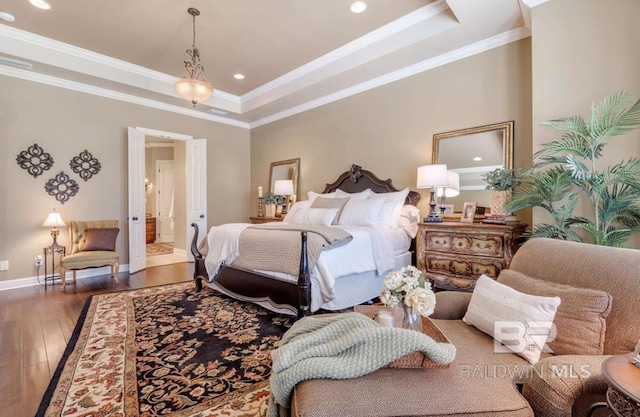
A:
[588, 353, 640, 416]
[249, 216, 283, 224]
[43, 244, 65, 290]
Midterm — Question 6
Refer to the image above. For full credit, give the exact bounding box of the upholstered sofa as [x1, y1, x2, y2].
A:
[290, 238, 640, 417]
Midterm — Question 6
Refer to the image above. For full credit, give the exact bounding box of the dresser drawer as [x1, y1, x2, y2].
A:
[425, 231, 503, 258]
[421, 253, 506, 279]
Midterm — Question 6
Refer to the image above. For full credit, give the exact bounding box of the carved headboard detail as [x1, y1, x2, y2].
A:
[322, 164, 420, 206]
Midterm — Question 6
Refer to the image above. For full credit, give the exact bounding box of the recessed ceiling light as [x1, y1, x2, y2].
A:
[350, 1, 367, 13]
[29, 0, 52, 10]
[233, 73, 245, 80]
[473, 156, 482, 161]
[0, 12, 16, 22]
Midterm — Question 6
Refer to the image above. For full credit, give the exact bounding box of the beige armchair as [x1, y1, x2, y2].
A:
[59, 220, 120, 291]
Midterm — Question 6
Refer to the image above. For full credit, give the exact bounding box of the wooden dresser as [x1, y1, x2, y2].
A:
[145, 217, 156, 244]
[416, 222, 527, 291]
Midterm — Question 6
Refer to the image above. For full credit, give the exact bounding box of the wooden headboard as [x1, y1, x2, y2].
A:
[322, 164, 420, 206]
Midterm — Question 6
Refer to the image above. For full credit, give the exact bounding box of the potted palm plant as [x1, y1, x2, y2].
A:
[482, 167, 518, 216]
[506, 91, 640, 246]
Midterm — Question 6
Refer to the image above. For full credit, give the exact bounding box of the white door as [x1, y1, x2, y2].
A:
[186, 139, 207, 262]
[155, 160, 175, 243]
[127, 127, 146, 273]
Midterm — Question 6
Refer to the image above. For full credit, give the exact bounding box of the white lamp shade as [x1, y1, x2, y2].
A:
[175, 78, 213, 104]
[417, 164, 449, 188]
[42, 209, 65, 228]
[436, 171, 460, 198]
[273, 179, 294, 195]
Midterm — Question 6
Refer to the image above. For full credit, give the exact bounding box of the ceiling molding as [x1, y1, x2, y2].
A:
[250, 27, 530, 129]
[138, 127, 193, 141]
[0, 65, 250, 129]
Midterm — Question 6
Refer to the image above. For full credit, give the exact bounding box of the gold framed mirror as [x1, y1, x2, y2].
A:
[268, 158, 300, 199]
[432, 121, 513, 190]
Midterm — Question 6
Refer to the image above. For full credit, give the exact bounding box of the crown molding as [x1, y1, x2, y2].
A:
[250, 27, 530, 129]
[0, 66, 250, 129]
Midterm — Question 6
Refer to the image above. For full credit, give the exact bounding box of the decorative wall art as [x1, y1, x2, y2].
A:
[16, 143, 54, 178]
[70, 149, 101, 181]
[45, 171, 79, 204]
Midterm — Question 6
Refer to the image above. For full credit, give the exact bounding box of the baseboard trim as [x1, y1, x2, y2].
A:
[0, 264, 131, 292]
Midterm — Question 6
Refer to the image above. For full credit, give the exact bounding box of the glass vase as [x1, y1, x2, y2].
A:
[402, 304, 423, 332]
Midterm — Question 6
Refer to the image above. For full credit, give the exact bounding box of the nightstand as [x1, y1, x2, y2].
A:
[43, 244, 65, 289]
[588, 353, 640, 416]
[249, 216, 283, 224]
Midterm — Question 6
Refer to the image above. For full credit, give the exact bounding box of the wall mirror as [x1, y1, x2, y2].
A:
[432, 121, 513, 190]
[269, 158, 300, 198]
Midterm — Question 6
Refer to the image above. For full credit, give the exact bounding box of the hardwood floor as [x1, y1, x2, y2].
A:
[0, 262, 193, 417]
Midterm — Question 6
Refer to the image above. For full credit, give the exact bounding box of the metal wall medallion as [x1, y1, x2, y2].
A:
[70, 150, 101, 181]
[44, 171, 79, 204]
[16, 143, 54, 178]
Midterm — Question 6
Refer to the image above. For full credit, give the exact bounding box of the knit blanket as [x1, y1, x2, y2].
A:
[267, 312, 457, 417]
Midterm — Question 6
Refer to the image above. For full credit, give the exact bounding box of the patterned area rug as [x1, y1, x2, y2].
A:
[146, 242, 174, 256]
[36, 282, 294, 417]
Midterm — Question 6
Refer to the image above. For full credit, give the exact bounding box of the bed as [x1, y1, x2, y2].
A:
[190, 164, 420, 318]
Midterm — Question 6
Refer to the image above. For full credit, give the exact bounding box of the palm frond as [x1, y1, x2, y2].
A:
[590, 91, 640, 143]
[535, 132, 592, 161]
[542, 115, 589, 136]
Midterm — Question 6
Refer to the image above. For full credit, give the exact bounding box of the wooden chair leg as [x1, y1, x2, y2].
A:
[60, 267, 66, 291]
[73, 271, 77, 284]
[113, 262, 120, 283]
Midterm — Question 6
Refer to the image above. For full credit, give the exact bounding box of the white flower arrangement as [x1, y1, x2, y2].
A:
[380, 265, 436, 317]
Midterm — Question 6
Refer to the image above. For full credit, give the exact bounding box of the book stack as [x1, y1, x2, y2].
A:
[481, 214, 520, 225]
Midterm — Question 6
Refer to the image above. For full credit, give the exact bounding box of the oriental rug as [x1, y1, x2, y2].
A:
[146, 242, 174, 256]
[36, 282, 294, 417]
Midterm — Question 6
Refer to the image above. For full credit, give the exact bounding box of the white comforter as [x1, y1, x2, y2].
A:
[204, 223, 409, 311]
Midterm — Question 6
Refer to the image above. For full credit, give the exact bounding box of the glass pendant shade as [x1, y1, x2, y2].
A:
[175, 78, 213, 106]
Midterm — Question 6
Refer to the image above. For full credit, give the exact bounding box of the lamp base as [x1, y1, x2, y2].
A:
[423, 215, 443, 223]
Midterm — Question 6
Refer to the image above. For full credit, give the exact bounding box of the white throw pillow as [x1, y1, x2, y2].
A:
[398, 205, 421, 238]
[462, 275, 561, 365]
[368, 188, 410, 228]
[334, 188, 373, 200]
[307, 191, 338, 205]
[289, 208, 339, 226]
[338, 198, 385, 227]
[282, 201, 311, 223]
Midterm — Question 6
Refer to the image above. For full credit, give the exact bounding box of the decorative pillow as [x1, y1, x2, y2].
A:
[288, 208, 339, 226]
[283, 201, 312, 223]
[368, 188, 410, 228]
[307, 191, 338, 205]
[83, 228, 119, 251]
[398, 205, 421, 238]
[311, 197, 350, 225]
[334, 188, 373, 200]
[338, 198, 385, 227]
[462, 274, 561, 365]
[498, 269, 612, 356]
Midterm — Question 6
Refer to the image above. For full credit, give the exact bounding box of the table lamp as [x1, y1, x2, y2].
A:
[417, 164, 449, 222]
[436, 171, 460, 215]
[273, 179, 294, 216]
[42, 208, 66, 247]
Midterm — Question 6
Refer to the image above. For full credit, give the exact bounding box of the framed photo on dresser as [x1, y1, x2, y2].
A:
[460, 202, 477, 223]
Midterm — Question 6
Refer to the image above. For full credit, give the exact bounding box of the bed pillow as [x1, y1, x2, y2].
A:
[368, 188, 410, 228]
[83, 228, 119, 251]
[334, 188, 373, 200]
[498, 270, 612, 356]
[311, 197, 350, 225]
[398, 205, 421, 238]
[338, 198, 385, 227]
[282, 201, 312, 223]
[307, 191, 338, 205]
[462, 274, 561, 365]
[289, 208, 339, 226]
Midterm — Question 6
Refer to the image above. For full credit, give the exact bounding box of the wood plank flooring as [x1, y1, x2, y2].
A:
[0, 262, 193, 417]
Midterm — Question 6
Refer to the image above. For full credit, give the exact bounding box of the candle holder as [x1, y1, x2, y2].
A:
[257, 197, 265, 217]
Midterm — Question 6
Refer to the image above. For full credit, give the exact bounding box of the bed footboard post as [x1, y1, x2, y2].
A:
[298, 231, 311, 319]
[191, 223, 206, 292]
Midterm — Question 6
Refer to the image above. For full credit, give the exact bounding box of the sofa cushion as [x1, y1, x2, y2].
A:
[498, 269, 612, 355]
[292, 319, 533, 417]
[462, 275, 561, 365]
[82, 227, 119, 251]
[60, 251, 119, 269]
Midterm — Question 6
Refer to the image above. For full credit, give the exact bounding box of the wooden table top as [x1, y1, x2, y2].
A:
[603, 353, 640, 402]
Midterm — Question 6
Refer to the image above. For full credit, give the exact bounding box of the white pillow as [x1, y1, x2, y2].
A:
[398, 205, 420, 238]
[307, 191, 338, 205]
[462, 275, 561, 365]
[338, 198, 385, 227]
[368, 188, 410, 228]
[289, 208, 339, 226]
[334, 188, 373, 200]
[282, 201, 311, 224]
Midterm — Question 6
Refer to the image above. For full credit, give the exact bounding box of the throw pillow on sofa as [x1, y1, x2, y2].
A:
[462, 274, 561, 365]
[498, 269, 612, 355]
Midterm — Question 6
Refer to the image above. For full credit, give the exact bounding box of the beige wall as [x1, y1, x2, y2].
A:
[0, 76, 250, 282]
[251, 39, 533, 220]
[531, 0, 640, 247]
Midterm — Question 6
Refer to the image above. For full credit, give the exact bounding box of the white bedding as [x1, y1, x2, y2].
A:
[204, 223, 410, 312]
